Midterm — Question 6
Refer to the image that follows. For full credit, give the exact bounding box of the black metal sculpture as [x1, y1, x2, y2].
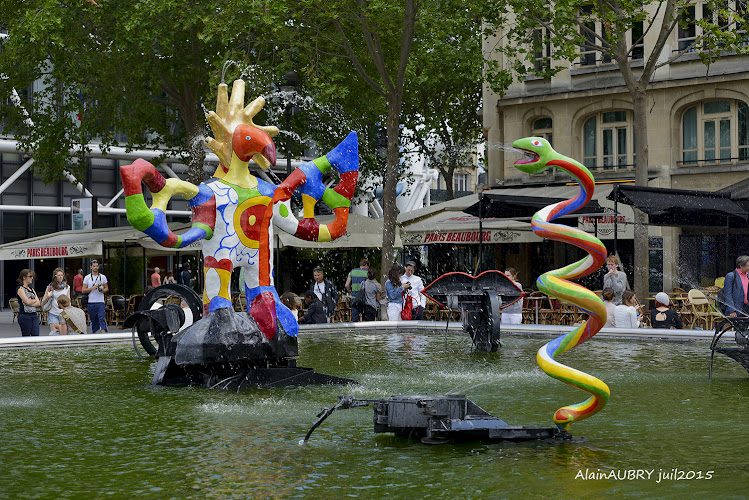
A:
[124, 284, 355, 389]
[709, 316, 749, 377]
[304, 394, 573, 445]
[422, 271, 523, 352]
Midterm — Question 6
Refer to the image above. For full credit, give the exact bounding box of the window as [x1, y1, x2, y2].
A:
[581, 111, 634, 170]
[532, 28, 551, 72]
[454, 173, 469, 192]
[632, 21, 644, 60]
[579, 6, 597, 66]
[532, 117, 553, 146]
[677, 1, 747, 54]
[681, 100, 749, 165]
[577, 8, 643, 65]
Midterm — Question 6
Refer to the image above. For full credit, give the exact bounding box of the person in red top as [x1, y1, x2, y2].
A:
[150, 267, 161, 288]
[73, 269, 84, 297]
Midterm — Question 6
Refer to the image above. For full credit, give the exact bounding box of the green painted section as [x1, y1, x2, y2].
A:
[218, 181, 261, 204]
[125, 194, 154, 231]
[321, 187, 350, 209]
[313, 156, 332, 173]
[279, 204, 289, 218]
[194, 222, 214, 240]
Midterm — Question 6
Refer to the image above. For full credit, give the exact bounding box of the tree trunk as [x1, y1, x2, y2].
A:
[632, 89, 650, 305]
[443, 168, 455, 200]
[380, 96, 402, 281]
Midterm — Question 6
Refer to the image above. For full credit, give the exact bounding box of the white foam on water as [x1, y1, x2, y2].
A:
[0, 397, 41, 408]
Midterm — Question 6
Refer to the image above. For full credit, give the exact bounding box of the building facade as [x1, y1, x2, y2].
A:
[482, 4, 749, 294]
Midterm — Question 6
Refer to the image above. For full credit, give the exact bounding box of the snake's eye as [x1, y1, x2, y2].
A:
[532, 139, 542, 147]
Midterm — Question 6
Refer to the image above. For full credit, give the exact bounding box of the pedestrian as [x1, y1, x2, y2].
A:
[309, 266, 339, 322]
[56, 295, 87, 335]
[401, 260, 425, 320]
[501, 267, 523, 324]
[299, 290, 327, 324]
[722, 255, 749, 317]
[360, 268, 383, 321]
[603, 254, 629, 305]
[82, 259, 109, 333]
[41, 267, 71, 335]
[345, 258, 370, 322]
[73, 268, 84, 297]
[280, 291, 299, 321]
[614, 290, 642, 328]
[179, 263, 192, 287]
[16, 269, 40, 337]
[162, 271, 177, 285]
[385, 265, 410, 321]
[150, 267, 161, 288]
[650, 292, 683, 329]
[602, 288, 617, 328]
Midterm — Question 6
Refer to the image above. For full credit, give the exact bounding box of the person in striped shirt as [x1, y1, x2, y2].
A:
[345, 258, 370, 322]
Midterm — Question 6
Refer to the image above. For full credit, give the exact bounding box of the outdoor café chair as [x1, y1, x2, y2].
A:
[688, 288, 723, 330]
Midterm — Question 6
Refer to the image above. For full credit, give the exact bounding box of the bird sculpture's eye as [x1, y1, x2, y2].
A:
[245, 135, 251, 140]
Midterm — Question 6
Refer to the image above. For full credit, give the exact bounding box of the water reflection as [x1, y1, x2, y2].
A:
[0, 334, 748, 497]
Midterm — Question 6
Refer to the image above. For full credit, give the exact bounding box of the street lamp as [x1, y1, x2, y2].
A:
[280, 71, 299, 176]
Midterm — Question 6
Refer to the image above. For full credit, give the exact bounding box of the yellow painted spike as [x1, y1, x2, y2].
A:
[151, 178, 200, 212]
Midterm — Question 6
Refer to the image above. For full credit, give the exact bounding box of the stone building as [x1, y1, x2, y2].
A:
[481, 4, 749, 293]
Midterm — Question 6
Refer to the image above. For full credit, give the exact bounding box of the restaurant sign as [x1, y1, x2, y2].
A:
[403, 229, 527, 245]
[579, 208, 633, 239]
[0, 242, 101, 261]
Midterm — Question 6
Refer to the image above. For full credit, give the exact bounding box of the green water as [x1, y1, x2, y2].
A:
[1, 333, 748, 499]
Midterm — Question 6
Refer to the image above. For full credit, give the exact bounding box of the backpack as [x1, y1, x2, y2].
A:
[351, 285, 366, 310]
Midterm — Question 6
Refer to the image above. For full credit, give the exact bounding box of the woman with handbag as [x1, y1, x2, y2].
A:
[16, 269, 41, 337]
[41, 267, 71, 335]
[360, 268, 383, 321]
[385, 265, 410, 321]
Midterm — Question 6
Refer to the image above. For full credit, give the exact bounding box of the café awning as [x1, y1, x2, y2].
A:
[400, 184, 630, 245]
[0, 224, 202, 260]
[607, 185, 749, 227]
[463, 193, 606, 220]
[0, 226, 141, 260]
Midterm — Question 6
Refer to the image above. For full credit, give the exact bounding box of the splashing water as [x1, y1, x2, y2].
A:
[486, 141, 534, 162]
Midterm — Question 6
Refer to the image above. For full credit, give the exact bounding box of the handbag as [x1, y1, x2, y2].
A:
[43, 297, 53, 312]
[401, 293, 414, 320]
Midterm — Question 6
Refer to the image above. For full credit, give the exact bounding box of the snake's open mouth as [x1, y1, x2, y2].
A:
[514, 149, 539, 165]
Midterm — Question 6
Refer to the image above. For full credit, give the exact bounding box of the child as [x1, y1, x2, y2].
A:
[57, 295, 86, 335]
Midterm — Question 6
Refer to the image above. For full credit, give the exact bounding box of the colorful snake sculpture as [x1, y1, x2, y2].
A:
[512, 137, 610, 431]
[120, 80, 358, 342]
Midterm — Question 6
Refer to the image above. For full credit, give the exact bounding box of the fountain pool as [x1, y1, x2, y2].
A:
[1, 332, 747, 498]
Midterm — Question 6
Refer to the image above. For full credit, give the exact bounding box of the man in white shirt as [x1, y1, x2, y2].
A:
[82, 260, 109, 333]
[401, 260, 425, 320]
[308, 267, 339, 322]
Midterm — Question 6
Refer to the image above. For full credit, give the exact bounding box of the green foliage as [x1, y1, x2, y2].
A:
[401, 0, 489, 197]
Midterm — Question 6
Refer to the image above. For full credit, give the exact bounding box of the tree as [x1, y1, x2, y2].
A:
[489, 0, 749, 301]
[281, 0, 419, 280]
[401, 1, 486, 201]
[0, 0, 277, 185]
